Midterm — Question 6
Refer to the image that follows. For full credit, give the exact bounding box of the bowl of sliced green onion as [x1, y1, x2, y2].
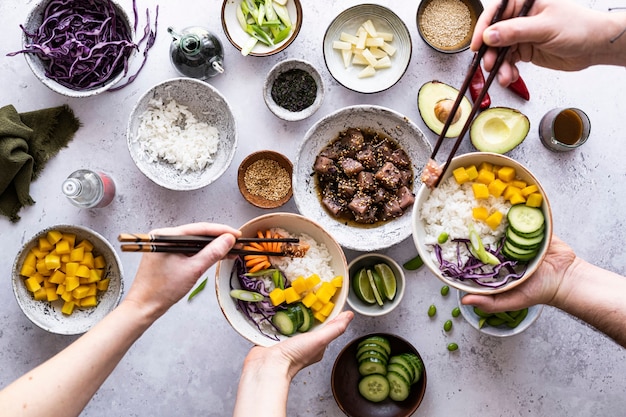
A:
[221, 0, 303, 57]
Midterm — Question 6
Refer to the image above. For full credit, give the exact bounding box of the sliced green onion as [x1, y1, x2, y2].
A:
[188, 277, 208, 301]
[230, 289, 265, 302]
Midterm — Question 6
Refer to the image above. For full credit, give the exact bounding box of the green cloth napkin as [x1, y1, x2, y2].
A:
[0, 104, 80, 222]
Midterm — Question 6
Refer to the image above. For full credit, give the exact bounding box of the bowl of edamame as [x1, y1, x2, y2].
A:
[457, 291, 544, 337]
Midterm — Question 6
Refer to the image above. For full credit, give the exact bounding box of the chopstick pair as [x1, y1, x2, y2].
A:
[118, 233, 298, 256]
[430, 0, 535, 187]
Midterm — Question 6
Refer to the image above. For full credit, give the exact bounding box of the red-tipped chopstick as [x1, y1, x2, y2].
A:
[430, 0, 535, 187]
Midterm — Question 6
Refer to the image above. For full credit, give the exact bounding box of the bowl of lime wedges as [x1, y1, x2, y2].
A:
[347, 253, 405, 317]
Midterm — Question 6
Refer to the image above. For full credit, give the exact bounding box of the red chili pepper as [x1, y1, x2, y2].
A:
[469, 64, 491, 110]
[507, 76, 530, 100]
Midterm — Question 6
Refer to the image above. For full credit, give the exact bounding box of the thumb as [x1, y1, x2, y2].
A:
[314, 310, 354, 344]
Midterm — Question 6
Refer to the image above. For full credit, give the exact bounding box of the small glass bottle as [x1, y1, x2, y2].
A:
[168, 26, 225, 80]
[62, 170, 115, 208]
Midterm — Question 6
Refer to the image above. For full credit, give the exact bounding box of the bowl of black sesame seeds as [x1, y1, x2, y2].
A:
[416, 0, 483, 53]
[263, 59, 325, 122]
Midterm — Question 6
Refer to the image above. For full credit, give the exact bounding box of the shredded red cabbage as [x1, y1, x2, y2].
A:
[8, 0, 158, 91]
[434, 238, 526, 288]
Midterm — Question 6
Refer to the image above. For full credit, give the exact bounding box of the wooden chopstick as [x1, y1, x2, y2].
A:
[431, 0, 536, 187]
[120, 243, 286, 256]
[117, 233, 299, 244]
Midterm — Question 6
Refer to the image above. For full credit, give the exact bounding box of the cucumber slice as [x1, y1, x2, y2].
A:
[272, 310, 298, 335]
[507, 205, 545, 236]
[387, 371, 411, 401]
[402, 353, 424, 383]
[358, 336, 392, 356]
[356, 343, 389, 361]
[286, 304, 305, 329]
[387, 363, 413, 386]
[358, 374, 390, 403]
[389, 355, 415, 383]
[506, 227, 544, 250]
[502, 241, 538, 262]
[357, 350, 389, 365]
[358, 357, 388, 376]
[297, 304, 314, 332]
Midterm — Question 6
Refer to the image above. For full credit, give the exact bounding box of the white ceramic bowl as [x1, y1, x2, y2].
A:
[323, 4, 412, 94]
[412, 152, 553, 295]
[12, 225, 123, 335]
[263, 59, 324, 121]
[215, 212, 349, 347]
[20, 0, 134, 97]
[221, 0, 302, 57]
[347, 253, 405, 317]
[293, 105, 432, 252]
[126, 78, 237, 191]
[457, 291, 544, 337]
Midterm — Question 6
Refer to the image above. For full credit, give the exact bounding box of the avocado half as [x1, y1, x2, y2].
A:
[417, 81, 472, 138]
[470, 107, 530, 154]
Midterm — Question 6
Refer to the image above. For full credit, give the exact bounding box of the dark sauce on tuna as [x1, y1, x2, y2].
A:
[313, 127, 415, 227]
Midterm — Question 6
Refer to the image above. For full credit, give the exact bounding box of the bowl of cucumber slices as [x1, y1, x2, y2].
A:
[412, 152, 553, 295]
[331, 333, 427, 417]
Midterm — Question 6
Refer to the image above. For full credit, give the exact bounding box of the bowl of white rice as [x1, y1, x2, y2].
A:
[215, 212, 349, 347]
[412, 152, 552, 295]
[126, 77, 237, 190]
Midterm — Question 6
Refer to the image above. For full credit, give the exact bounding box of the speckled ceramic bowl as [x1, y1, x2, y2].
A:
[20, 0, 134, 97]
[12, 225, 123, 335]
[323, 4, 412, 94]
[126, 78, 237, 191]
[457, 291, 544, 337]
[293, 105, 432, 252]
[221, 0, 302, 57]
[263, 59, 324, 121]
[416, 0, 483, 53]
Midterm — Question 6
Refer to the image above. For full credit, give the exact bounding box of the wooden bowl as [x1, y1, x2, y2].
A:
[237, 151, 293, 209]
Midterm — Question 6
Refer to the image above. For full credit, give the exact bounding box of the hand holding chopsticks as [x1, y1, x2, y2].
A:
[118, 233, 300, 256]
[427, 0, 535, 188]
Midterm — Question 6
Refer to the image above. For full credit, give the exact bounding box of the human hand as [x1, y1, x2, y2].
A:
[244, 310, 354, 380]
[461, 235, 576, 312]
[124, 222, 240, 318]
[471, 0, 611, 85]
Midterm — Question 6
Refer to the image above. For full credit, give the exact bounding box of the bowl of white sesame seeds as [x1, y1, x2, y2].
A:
[416, 0, 483, 53]
[237, 150, 293, 209]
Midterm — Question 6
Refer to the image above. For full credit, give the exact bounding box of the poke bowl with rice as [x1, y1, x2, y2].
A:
[412, 152, 552, 295]
[215, 213, 348, 347]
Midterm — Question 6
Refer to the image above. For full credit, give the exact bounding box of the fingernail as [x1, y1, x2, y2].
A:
[484, 28, 500, 45]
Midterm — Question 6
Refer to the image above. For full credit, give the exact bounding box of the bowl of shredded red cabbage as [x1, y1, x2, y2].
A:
[10, 0, 158, 97]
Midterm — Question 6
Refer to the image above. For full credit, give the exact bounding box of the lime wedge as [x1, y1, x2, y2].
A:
[374, 263, 397, 301]
[367, 269, 385, 306]
[353, 268, 376, 304]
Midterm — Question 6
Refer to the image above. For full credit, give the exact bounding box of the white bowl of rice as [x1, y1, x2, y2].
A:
[127, 78, 237, 190]
[412, 152, 552, 295]
[215, 212, 349, 347]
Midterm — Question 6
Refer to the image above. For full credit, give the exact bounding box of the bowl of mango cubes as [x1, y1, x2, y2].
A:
[12, 225, 123, 335]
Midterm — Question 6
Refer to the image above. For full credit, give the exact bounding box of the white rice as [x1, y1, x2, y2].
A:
[270, 228, 335, 285]
[134, 98, 219, 173]
[420, 175, 510, 263]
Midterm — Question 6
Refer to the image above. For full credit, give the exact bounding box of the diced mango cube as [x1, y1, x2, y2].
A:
[32, 273, 45, 284]
[86, 284, 97, 297]
[20, 264, 37, 278]
[46, 287, 59, 302]
[472, 183, 490, 200]
[497, 166, 516, 182]
[476, 169, 495, 185]
[76, 239, 94, 252]
[49, 269, 66, 285]
[291, 276, 307, 294]
[62, 233, 76, 247]
[44, 254, 61, 271]
[331, 276, 343, 288]
[465, 165, 478, 180]
[55, 239, 71, 255]
[478, 162, 494, 172]
[472, 206, 489, 221]
[86, 268, 102, 284]
[80, 296, 97, 308]
[320, 301, 335, 317]
[23, 251, 37, 268]
[302, 292, 318, 308]
[43, 277, 55, 288]
[526, 192, 543, 208]
[33, 287, 47, 301]
[316, 282, 336, 304]
[509, 193, 526, 205]
[521, 184, 539, 197]
[65, 262, 79, 277]
[488, 179, 508, 197]
[61, 301, 75, 315]
[61, 255, 71, 263]
[94, 255, 106, 269]
[56, 284, 66, 295]
[284, 287, 301, 304]
[75, 265, 91, 278]
[70, 247, 84, 262]
[485, 211, 504, 230]
[31, 247, 48, 259]
[269, 288, 286, 306]
[35, 260, 50, 275]
[81, 252, 95, 269]
[313, 311, 328, 323]
[503, 185, 522, 201]
[46, 230, 63, 245]
[65, 275, 80, 292]
[305, 274, 321, 290]
[61, 291, 74, 302]
[452, 167, 470, 184]
[311, 300, 324, 312]
[72, 285, 90, 299]
[511, 179, 527, 189]
[96, 278, 110, 292]
[38, 237, 53, 252]
[25, 277, 42, 293]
